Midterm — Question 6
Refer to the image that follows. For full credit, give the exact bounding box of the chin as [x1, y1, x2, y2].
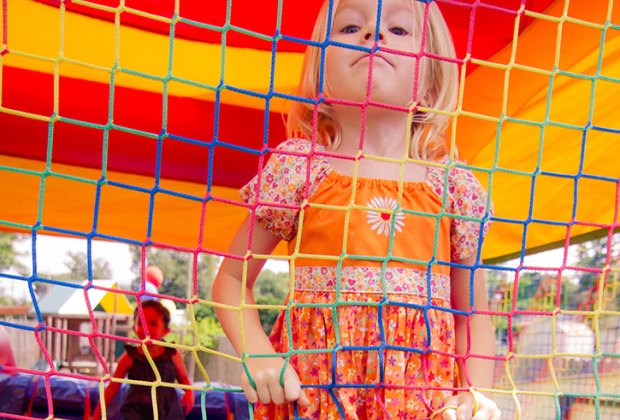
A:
[368, 93, 414, 109]
[326, 86, 413, 109]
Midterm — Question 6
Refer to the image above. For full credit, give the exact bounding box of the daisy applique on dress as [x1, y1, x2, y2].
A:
[366, 197, 405, 236]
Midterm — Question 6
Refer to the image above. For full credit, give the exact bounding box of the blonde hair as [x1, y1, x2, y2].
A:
[286, 0, 458, 161]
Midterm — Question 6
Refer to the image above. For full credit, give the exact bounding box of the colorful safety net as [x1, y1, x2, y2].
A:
[0, 0, 619, 419]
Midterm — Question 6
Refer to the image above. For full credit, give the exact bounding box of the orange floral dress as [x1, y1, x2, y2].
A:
[240, 139, 492, 419]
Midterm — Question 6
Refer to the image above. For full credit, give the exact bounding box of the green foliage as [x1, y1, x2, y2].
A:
[60, 251, 113, 280]
[195, 316, 224, 350]
[193, 303, 216, 320]
[515, 271, 543, 311]
[255, 270, 289, 301]
[0, 232, 15, 271]
[129, 247, 218, 306]
[0, 233, 30, 303]
[256, 294, 284, 334]
[0, 233, 27, 275]
[0, 294, 17, 306]
[129, 247, 224, 348]
[568, 234, 620, 309]
[559, 279, 580, 308]
[167, 316, 224, 351]
[255, 269, 289, 334]
[575, 235, 616, 291]
[488, 233, 620, 347]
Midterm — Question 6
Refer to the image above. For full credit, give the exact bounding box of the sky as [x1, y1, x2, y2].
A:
[7, 236, 134, 301]
[3, 234, 575, 303]
[5, 235, 289, 302]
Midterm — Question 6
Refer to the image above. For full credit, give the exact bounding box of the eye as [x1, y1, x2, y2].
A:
[341, 24, 360, 34]
[389, 26, 409, 36]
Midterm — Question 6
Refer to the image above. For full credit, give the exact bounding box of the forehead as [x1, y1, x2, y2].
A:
[141, 306, 163, 321]
[333, 0, 415, 16]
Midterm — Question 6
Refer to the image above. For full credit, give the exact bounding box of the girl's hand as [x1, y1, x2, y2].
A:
[440, 389, 501, 420]
[182, 389, 195, 414]
[240, 357, 310, 407]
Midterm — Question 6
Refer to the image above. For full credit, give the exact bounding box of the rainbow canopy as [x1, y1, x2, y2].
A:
[1, 0, 618, 262]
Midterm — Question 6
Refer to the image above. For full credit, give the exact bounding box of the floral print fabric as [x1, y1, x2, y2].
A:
[258, 292, 456, 419]
[240, 139, 492, 419]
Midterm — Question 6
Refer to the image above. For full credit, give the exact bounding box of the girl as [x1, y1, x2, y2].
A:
[213, 0, 500, 418]
[93, 300, 194, 419]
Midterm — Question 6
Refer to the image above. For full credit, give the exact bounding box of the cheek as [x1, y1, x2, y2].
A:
[323, 59, 339, 97]
[415, 59, 433, 99]
[324, 51, 338, 83]
[325, 47, 349, 79]
[134, 325, 143, 337]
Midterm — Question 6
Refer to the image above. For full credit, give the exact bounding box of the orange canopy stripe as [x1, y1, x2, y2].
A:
[0, 0, 618, 261]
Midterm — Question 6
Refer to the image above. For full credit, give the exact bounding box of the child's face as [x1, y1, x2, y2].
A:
[133, 307, 169, 341]
[325, 0, 422, 107]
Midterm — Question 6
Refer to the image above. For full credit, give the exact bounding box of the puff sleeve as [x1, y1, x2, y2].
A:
[239, 139, 329, 241]
[445, 166, 493, 261]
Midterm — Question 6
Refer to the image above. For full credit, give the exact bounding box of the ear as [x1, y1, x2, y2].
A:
[164, 326, 171, 336]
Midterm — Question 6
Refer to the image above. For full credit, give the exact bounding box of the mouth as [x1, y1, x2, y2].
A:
[354, 52, 392, 67]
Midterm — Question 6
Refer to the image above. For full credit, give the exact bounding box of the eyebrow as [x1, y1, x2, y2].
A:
[334, 2, 413, 22]
[333, 4, 363, 19]
[382, 2, 415, 19]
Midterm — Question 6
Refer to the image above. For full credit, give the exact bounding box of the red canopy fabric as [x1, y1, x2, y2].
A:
[1, 0, 617, 262]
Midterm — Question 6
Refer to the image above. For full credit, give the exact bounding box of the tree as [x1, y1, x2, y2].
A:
[575, 240, 606, 292]
[61, 251, 113, 280]
[573, 233, 620, 309]
[0, 293, 17, 307]
[254, 269, 290, 334]
[574, 234, 620, 286]
[0, 232, 27, 274]
[0, 233, 29, 304]
[515, 270, 544, 310]
[129, 246, 219, 308]
[30, 250, 115, 299]
[0, 232, 15, 271]
[127, 247, 223, 349]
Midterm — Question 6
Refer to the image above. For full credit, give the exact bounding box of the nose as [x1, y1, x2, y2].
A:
[363, 26, 384, 42]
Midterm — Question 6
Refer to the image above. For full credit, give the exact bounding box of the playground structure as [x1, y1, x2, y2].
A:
[0, 0, 619, 418]
[34, 280, 133, 375]
[490, 267, 620, 418]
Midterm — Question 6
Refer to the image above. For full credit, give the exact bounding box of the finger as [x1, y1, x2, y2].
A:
[267, 376, 287, 405]
[469, 391, 500, 420]
[283, 365, 311, 407]
[441, 407, 457, 420]
[471, 404, 487, 420]
[440, 396, 459, 420]
[282, 366, 302, 403]
[240, 375, 259, 404]
[455, 396, 474, 420]
[471, 409, 486, 420]
[298, 389, 311, 407]
[254, 376, 274, 405]
[472, 405, 501, 420]
[443, 395, 459, 407]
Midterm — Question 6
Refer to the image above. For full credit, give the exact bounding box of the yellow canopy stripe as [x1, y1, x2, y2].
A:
[1, 0, 618, 261]
[457, 0, 620, 260]
[5, 0, 302, 113]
